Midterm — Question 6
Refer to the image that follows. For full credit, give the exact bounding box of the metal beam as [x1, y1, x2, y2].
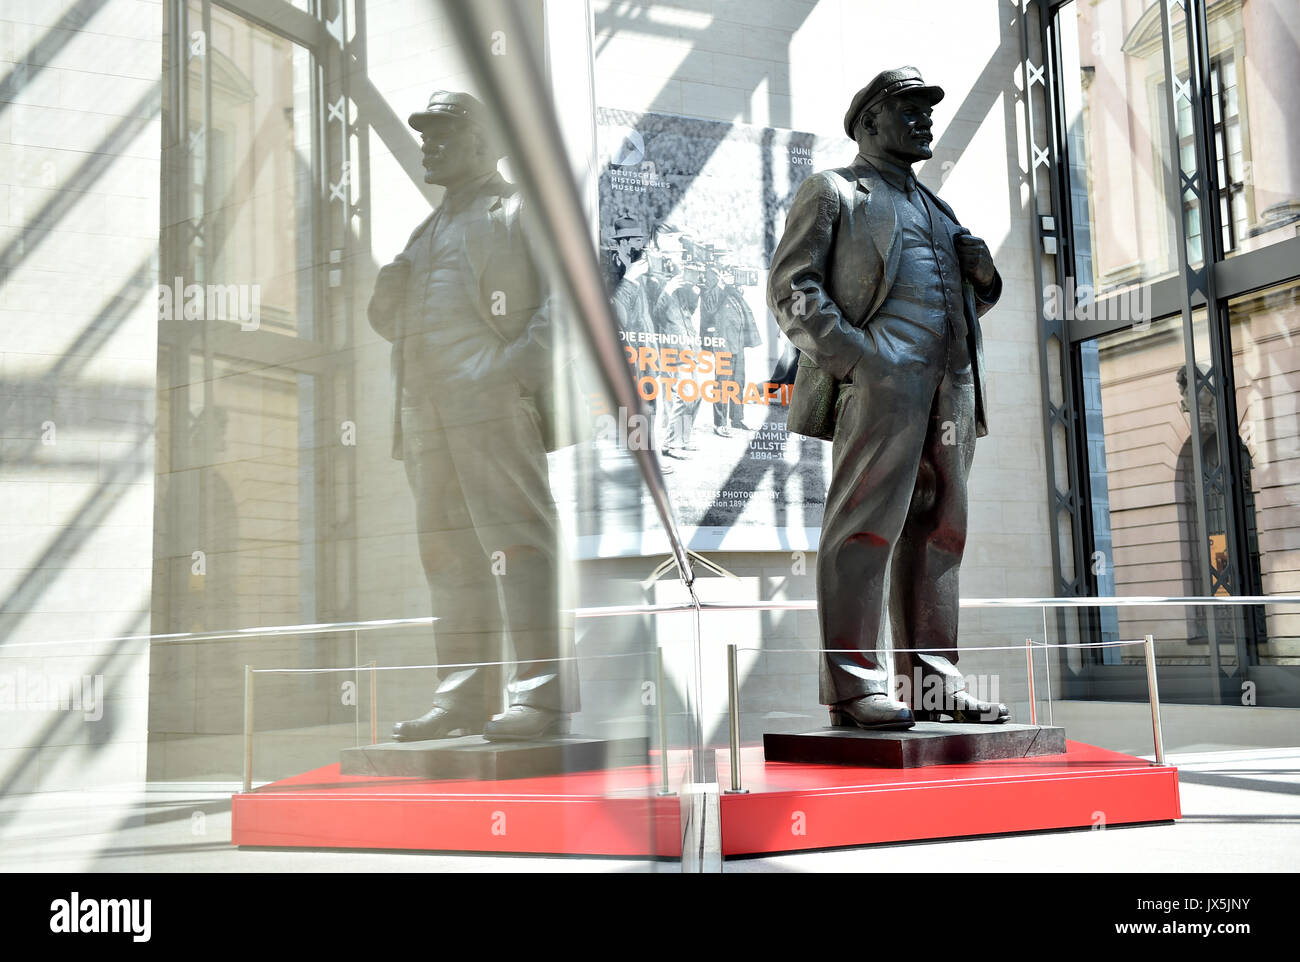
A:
[213, 0, 325, 47]
[1214, 236, 1300, 300]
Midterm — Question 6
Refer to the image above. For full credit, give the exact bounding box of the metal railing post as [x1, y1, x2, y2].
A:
[242, 665, 254, 792]
[725, 643, 747, 794]
[1144, 634, 1166, 764]
[1041, 605, 1055, 726]
[369, 660, 378, 745]
[656, 646, 672, 795]
[1025, 638, 1037, 726]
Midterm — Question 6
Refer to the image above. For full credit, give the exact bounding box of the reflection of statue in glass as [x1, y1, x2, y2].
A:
[767, 68, 1009, 730]
[1176, 360, 1265, 643]
[367, 90, 577, 741]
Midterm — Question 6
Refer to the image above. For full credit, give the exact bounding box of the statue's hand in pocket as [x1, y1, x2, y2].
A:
[847, 335, 878, 386]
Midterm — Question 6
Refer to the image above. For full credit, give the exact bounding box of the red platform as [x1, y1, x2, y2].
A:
[719, 740, 1180, 856]
[231, 761, 683, 857]
[231, 741, 1178, 858]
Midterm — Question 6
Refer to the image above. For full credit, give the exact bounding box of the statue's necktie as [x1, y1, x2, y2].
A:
[904, 178, 927, 220]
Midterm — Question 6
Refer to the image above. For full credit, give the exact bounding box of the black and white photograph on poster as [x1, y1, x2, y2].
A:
[579, 107, 840, 556]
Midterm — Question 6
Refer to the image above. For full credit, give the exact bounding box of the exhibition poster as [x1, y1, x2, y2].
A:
[558, 107, 838, 558]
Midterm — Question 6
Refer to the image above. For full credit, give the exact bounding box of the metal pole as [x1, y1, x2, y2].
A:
[369, 660, 378, 745]
[1024, 638, 1037, 726]
[689, 586, 706, 785]
[655, 646, 672, 795]
[1042, 604, 1055, 726]
[242, 665, 254, 793]
[1144, 634, 1166, 764]
[725, 643, 747, 794]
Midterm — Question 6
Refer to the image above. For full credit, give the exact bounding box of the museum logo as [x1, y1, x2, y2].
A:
[610, 127, 645, 167]
[49, 893, 151, 942]
[158, 277, 261, 330]
[606, 126, 669, 194]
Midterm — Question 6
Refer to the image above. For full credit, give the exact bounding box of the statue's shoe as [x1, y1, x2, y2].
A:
[391, 706, 484, 742]
[914, 689, 1010, 724]
[829, 693, 915, 730]
[482, 705, 570, 742]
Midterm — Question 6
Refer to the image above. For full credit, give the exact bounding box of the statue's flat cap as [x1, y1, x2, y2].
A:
[409, 90, 490, 130]
[843, 67, 944, 138]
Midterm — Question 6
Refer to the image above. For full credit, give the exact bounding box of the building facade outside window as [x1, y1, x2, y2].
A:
[1050, 0, 1299, 704]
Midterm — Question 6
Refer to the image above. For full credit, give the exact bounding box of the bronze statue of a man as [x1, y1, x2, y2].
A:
[767, 67, 1009, 729]
[368, 90, 577, 742]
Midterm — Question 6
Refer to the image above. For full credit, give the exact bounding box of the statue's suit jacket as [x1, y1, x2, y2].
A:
[368, 173, 555, 458]
[767, 155, 1001, 439]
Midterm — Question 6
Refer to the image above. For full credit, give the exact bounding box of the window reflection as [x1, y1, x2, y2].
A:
[1060, 0, 1181, 293]
[194, 2, 315, 337]
[1061, 0, 1300, 286]
[1085, 318, 1210, 662]
[1084, 314, 1259, 667]
[1229, 280, 1300, 666]
[1216, 0, 1300, 258]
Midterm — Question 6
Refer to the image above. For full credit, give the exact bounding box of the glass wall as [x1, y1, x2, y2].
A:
[1228, 279, 1300, 666]
[1083, 313, 1253, 671]
[153, 0, 334, 765]
[145, 0, 703, 868]
[1051, 0, 1300, 704]
[1058, 0, 1181, 293]
[1211, 0, 1300, 259]
[1060, 0, 1300, 277]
